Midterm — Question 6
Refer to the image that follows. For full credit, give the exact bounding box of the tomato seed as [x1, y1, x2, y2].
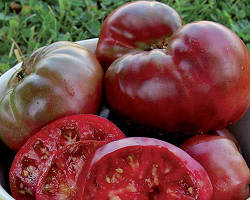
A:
[23, 170, 29, 177]
[188, 187, 193, 194]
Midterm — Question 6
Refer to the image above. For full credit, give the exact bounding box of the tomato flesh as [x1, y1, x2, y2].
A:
[36, 140, 107, 200]
[77, 137, 213, 200]
[9, 114, 125, 200]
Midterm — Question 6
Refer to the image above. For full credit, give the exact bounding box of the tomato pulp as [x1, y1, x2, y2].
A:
[9, 114, 125, 200]
[77, 137, 213, 200]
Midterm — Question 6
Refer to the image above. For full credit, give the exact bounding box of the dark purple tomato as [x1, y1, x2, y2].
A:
[96, 1, 182, 70]
[104, 19, 249, 133]
[0, 41, 104, 151]
[181, 135, 250, 200]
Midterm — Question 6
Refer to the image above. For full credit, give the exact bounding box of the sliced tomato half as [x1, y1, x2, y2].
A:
[9, 114, 125, 200]
[36, 140, 107, 200]
[76, 137, 213, 200]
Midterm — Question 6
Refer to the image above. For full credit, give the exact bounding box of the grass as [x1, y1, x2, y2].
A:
[0, 0, 249, 75]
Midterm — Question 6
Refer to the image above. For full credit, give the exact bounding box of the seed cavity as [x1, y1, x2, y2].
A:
[33, 140, 50, 159]
[61, 127, 79, 144]
[18, 183, 33, 196]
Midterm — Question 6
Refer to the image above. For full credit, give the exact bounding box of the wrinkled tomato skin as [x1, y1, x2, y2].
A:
[77, 137, 213, 200]
[9, 114, 125, 200]
[96, 1, 182, 70]
[181, 135, 250, 200]
[0, 41, 104, 151]
[105, 21, 250, 133]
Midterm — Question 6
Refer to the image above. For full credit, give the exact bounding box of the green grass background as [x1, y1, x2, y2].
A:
[0, 0, 249, 75]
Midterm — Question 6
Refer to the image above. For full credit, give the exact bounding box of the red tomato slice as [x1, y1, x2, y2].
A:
[36, 140, 107, 200]
[181, 135, 250, 200]
[9, 114, 125, 200]
[76, 137, 213, 200]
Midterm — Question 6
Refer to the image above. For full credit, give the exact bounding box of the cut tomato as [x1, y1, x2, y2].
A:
[36, 140, 107, 200]
[76, 137, 213, 200]
[9, 114, 125, 200]
[181, 135, 250, 200]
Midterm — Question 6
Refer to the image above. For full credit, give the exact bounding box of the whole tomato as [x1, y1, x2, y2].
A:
[96, 1, 182, 70]
[209, 128, 241, 151]
[102, 1, 250, 133]
[0, 41, 103, 151]
[181, 135, 250, 200]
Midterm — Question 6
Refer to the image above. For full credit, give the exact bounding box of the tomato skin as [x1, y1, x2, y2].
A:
[96, 1, 182, 70]
[209, 128, 241, 151]
[36, 140, 107, 200]
[0, 41, 104, 151]
[105, 20, 250, 133]
[9, 114, 125, 200]
[76, 137, 213, 200]
[181, 135, 250, 200]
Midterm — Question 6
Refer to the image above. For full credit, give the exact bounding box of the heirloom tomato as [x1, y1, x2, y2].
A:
[96, 1, 182, 71]
[9, 114, 125, 200]
[0, 41, 103, 151]
[76, 137, 213, 200]
[101, 1, 250, 132]
[181, 135, 250, 200]
[36, 140, 107, 200]
[209, 128, 241, 150]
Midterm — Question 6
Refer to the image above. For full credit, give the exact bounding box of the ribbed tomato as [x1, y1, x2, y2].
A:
[100, 1, 250, 133]
[181, 135, 250, 200]
[0, 41, 103, 151]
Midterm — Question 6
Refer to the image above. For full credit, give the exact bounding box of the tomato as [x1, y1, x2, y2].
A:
[36, 140, 107, 200]
[101, 1, 250, 133]
[209, 128, 241, 151]
[9, 114, 125, 200]
[76, 137, 213, 200]
[96, 1, 182, 70]
[0, 41, 104, 151]
[181, 135, 250, 200]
